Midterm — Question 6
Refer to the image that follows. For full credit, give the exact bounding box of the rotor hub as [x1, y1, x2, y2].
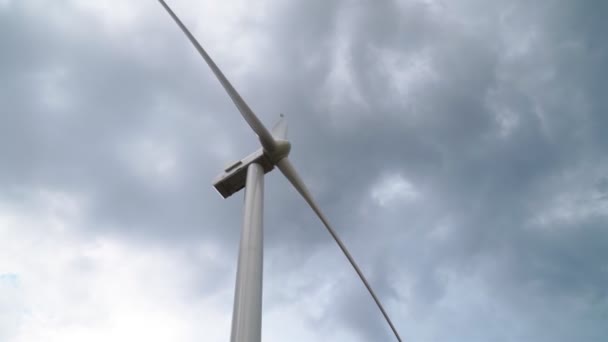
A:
[264, 138, 291, 164]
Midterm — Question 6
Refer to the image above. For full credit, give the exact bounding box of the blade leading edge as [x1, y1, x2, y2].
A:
[157, 0, 277, 152]
[276, 157, 402, 342]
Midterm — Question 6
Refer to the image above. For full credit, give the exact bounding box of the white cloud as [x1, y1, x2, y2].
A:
[68, 1, 142, 34]
[0, 192, 231, 342]
[320, 4, 369, 126]
[379, 48, 437, 108]
[531, 189, 608, 228]
[529, 164, 608, 229]
[0, 0, 11, 10]
[119, 137, 180, 186]
[370, 173, 419, 207]
[156, 0, 275, 80]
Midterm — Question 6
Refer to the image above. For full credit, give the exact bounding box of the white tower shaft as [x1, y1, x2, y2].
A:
[230, 163, 265, 342]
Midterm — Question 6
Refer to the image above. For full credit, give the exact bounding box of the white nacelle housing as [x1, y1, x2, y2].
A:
[213, 148, 274, 198]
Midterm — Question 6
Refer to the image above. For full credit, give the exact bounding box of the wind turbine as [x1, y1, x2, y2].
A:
[157, 1, 402, 341]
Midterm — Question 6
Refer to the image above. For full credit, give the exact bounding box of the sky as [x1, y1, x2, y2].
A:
[1, 0, 607, 341]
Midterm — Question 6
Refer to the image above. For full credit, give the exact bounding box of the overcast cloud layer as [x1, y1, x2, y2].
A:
[1, 0, 607, 341]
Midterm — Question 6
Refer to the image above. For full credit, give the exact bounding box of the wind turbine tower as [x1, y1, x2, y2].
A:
[157, 1, 402, 341]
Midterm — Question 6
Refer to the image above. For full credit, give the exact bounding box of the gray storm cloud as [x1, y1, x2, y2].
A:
[1, 0, 607, 341]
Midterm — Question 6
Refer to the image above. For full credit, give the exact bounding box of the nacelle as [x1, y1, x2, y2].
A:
[213, 148, 274, 198]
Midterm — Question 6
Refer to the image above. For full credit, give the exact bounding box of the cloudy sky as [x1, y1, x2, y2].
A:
[1, 0, 607, 341]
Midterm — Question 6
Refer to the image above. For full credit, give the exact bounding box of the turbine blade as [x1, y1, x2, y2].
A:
[276, 157, 402, 342]
[271, 114, 288, 140]
[157, 0, 276, 152]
